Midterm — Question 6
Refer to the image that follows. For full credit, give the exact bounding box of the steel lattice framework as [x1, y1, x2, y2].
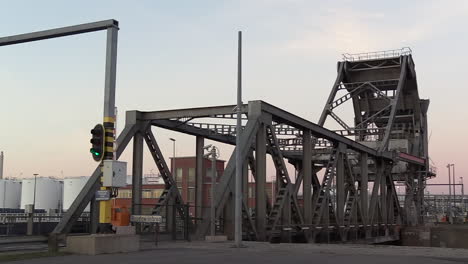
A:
[52, 48, 433, 244]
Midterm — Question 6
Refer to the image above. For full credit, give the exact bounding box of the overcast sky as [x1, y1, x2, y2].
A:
[0, 0, 467, 194]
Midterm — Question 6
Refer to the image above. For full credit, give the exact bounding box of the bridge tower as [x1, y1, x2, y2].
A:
[318, 48, 434, 225]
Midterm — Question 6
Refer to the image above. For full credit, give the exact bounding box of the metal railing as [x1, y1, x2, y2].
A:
[342, 47, 412, 61]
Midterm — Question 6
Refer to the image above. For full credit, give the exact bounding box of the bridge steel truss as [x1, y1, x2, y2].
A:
[52, 49, 432, 244]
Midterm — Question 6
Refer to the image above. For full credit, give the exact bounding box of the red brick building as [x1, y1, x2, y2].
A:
[114, 157, 275, 216]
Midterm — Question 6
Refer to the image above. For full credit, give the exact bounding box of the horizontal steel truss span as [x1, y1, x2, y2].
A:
[51, 99, 405, 244]
[49, 50, 428, 244]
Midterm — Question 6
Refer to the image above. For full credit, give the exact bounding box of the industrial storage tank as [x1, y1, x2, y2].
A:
[20, 177, 62, 211]
[63, 177, 90, 212]
[0, 179, 21, 209]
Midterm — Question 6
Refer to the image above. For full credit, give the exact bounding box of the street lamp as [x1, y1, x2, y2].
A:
[33, 173, 38, 211]
[450, 164, 456, 210]
[447, 164, 452, 223]
[169, 138, 176, 177]
[203, 144, 219, 237]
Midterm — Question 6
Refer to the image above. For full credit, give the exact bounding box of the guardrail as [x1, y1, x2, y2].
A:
[343, 47, 412, 61]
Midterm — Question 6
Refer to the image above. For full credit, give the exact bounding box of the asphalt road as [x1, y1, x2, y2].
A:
[6, 241, 468, 264]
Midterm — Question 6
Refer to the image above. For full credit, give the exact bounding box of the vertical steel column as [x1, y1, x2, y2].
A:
[132, 130, 143, 216]
[336, 147, 345, 226]
[243, 160, 249, 213]
[100, 25, 119, 229]
[195, 137, 204, 225]
[255, 122, 267, 241]
[380, 169, 387, 228]
[302, 129, 312, 226]
[369, 159, 382, 225]
[90, 198, 99, 233]
[210, 151, 216, 237]
[360, 153, 369, 236]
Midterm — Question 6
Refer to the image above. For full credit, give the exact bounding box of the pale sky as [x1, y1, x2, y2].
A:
[0, 0, 467, 194]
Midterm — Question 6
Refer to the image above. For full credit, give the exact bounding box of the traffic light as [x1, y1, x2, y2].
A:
[90, 124, 104, 162]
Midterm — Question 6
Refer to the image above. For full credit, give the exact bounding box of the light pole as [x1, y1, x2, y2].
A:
[460, 176, 465, 214]
[234, 30, 243, 248]
[447, 164, 452, 223]
[204, 145, 218, 237]
[169, 138, 176, 176]
[451, 164, 456, 210]
[33, 173, 38, 211]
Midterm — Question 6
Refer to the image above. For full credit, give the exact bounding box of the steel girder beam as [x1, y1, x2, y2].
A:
[265, 124, 304, 238]
[132, 125, 145, 216]
[143, 129, 186, 217]
[378, 56, 408, 151]
[259, 102, 393, 160]
[140, 104, 248, 120]
[360, 153, 369, 231]
[51, 123, 138, 235]
[312, 148, 339, 227]
[152, 119, 236, 145]
[302, 129, 312, 226]
[195, 136, 204, 223]
[196, 117, 260, 237]
[256, 122, 267, 240]
[336, 145, 346, 226]
[318, 62, 345, 125]
[0, 20, 118, 46]
[368, 159, 383, 226]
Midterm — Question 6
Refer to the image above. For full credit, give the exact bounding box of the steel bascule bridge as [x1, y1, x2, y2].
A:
[53, 47, 433, 244]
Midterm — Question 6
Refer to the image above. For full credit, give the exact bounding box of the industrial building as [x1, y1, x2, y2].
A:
[114, 157, 276, 217]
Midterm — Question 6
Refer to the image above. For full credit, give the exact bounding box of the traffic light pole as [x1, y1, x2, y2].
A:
[0, 19, 120, 234]
[99, 26, 119, 232]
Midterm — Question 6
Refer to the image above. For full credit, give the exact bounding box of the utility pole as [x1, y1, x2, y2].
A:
[0, 151, 4, 179]
[451, 164, 456, 211]
[460, 176, 465, 215]
[234, 30, 243, 248]
[209, 146, 219, 236]
[170, 138, 176, 175]
[447, 164, 452, 223]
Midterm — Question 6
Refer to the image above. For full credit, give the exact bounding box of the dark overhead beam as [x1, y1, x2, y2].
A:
[0, 20, 118, 46]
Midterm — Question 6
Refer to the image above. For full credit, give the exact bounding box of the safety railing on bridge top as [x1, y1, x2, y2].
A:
[342, 47, 412, 62]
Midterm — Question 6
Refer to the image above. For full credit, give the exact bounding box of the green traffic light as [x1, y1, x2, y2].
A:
[90, 148, 101, 156]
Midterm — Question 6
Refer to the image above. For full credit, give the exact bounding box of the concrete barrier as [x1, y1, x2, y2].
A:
[401, 225, 468, 249]
[66, 234, 140, 255]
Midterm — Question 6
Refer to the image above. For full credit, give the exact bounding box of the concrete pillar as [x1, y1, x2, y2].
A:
[132, 131, 144, 216]
[302, 129, 312, 226]
[255, 123, 267, 241]
[195, 136, 204, 223]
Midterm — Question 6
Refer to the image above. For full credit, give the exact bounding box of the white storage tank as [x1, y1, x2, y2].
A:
[63, 177, 90, 212]
[20, 177, 62, 211]
[0, 179, 21, 209]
